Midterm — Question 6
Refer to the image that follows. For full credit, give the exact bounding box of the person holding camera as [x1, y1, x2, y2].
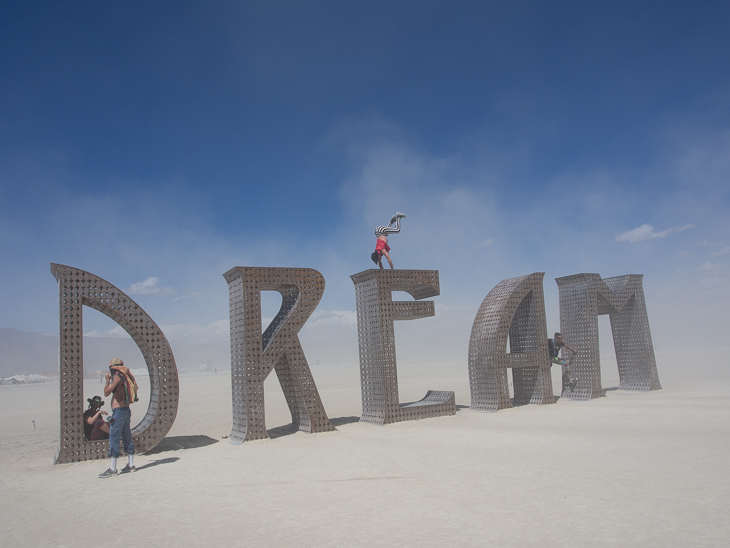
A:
[83, 395, 110, 441]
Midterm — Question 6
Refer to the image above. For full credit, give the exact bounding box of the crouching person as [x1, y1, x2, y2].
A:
[84, 395, 110, 441]
[99, 358, 139, 478]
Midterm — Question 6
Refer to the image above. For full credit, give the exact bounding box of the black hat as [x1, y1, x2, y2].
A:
[87, 396, 105, 407]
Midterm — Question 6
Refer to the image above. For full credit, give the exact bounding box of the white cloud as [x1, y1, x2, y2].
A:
[479, 239, 494, 247]
[697, 261, 730, 273]
[84, 326, 128, 338]
[303, 309, 357, 329]
[149, 312, 358, 345]
[700, 275, 729, 287]
[172, 290, 204, 302]
[710, 246, 730, 258]
[84, 321, 232, 344]
[127, 277, 176, 296]
[159, 319, 230, 344]
[615, 223, 694, 243]
[698, 275, 730, 298]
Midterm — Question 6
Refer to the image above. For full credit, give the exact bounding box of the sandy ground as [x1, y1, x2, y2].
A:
[2, 358, 729, 547]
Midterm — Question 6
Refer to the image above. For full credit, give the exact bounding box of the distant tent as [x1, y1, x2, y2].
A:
[1, 376, 23, 385]
[1, 374, 53, 385]
[25, 374, 53, 383]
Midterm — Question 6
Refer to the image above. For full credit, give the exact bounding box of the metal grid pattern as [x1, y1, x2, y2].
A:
[224, 267, 335, 443]
[556, 273, 662, 400]
[468, 273, 554, 411]
[51, 263, 179, 464]
[350, 269, 455, 425]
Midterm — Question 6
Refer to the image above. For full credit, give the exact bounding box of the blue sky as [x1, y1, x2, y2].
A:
[1, 1, 729, 370]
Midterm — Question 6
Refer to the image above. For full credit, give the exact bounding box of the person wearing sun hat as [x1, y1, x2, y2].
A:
[83, 395, 110, 441]
[98, 358, 137, 478]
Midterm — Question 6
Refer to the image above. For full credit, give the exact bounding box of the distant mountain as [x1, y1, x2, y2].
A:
[0, 328, 59, 377]
[0, 327, 230, 377]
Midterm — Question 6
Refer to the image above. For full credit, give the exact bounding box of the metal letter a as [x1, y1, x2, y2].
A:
[468, 273, 554, 411]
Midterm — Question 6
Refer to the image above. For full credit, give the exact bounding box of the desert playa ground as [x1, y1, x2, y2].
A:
[2, 352, 729, 547]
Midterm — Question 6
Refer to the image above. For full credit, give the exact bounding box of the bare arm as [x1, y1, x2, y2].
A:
[103, 372, 121, 397]
[86, 409, 107, 425]
[382, 249, 394, 269]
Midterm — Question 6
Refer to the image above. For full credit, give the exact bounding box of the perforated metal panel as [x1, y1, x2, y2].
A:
[350, 269, 455, 425]
[224, 267, 335, 443]
[51, 263, 179, 464]
[556, 273, 662, 400]
[468, 273, 554, 411]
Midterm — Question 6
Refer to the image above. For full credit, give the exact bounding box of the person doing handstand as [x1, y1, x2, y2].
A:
[371, 212, 406, 269]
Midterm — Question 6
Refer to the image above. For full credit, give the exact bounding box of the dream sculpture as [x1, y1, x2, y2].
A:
[48, 262, 661, 464]
[51, 264, 179, 464]
[556, 273, 661, 400]
[350, 269, 455, 425]
[468, 272, 554, 411]
[224, 267, 335, 443]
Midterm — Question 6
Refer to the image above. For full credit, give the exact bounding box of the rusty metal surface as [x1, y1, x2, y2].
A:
[51, 264, 179, 464]
[350, 269, 455, 425]
[556, 273, 662, 400]
[468, 273, 555, 411]
[223, 267, 335, 443]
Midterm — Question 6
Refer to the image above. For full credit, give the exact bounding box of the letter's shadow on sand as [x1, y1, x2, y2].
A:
[145, 435, 220, 455]
[267, 416, 360, 439]
[136, 457, 180, 470]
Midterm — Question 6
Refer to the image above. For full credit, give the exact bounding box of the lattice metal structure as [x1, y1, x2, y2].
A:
[51, 264, 179, 464]
[468, 273, 554, 411]
[556, 273, 661, 400]
[224, 267, 335, 443]
[350, 269, 455, 425]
